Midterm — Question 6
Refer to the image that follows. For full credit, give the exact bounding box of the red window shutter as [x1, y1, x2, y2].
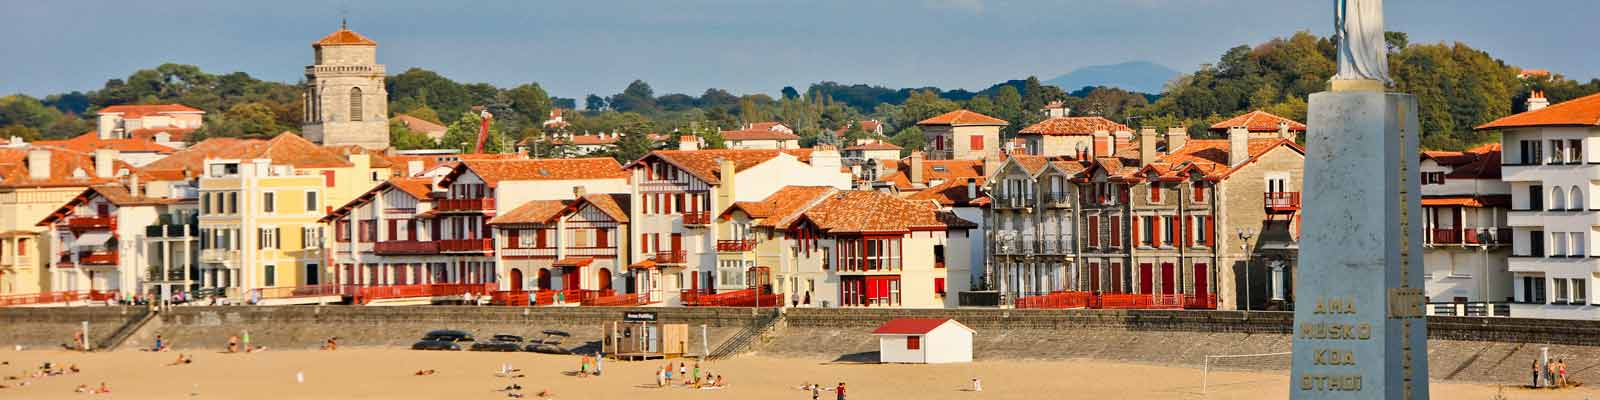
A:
[934, 278, 946, 294]
[1150, 183, 1161, 203]
[508, 230, 520, 248]
[597, 228, 609, 248]
[1193, 183, 1205, 202]
[1150, 217, 1161, 247]
[640, 233, 649, 253]
[1109, 218, 1121, 247]
[1132, 216, 1141, 246]
[970, 135, 984, 150]
[1182, 216, 1192, 247]
[387, 220, 397, 241]
[323, 171, 335, 187]
[1088, 216, 1099, 247]
[1118, 186, 1129, 204]
[1205, 216, 1216, 247]
[536, 229, 547, 248]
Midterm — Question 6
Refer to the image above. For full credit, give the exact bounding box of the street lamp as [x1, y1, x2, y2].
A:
[1237, 228, 1255, 311]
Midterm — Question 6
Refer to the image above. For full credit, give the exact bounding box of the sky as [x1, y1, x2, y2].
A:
[3, 0, 1595, 100]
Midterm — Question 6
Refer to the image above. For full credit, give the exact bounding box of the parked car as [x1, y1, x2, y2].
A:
[412, 329, 474, 351]
[525, 329, 573, 354]
[470, 334, 525, 352]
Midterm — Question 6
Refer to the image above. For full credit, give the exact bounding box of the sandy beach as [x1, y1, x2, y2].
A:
[0, 348, 1589, 399]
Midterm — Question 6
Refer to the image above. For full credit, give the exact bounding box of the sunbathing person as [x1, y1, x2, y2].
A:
[414, 369, 436, 376]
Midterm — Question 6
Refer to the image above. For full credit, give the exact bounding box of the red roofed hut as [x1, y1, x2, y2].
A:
[872, 318, 973, 363]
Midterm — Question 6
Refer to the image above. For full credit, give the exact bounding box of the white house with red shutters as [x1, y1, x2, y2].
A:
[873, 317, 974, 364]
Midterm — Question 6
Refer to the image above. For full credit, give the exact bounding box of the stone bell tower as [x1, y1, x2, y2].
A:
[302, 21, 390, 149]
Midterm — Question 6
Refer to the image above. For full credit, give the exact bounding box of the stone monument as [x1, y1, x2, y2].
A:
[1290, 0, 1428, 399]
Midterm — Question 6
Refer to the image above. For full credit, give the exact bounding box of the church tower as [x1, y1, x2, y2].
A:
[302, 22, 390, 149]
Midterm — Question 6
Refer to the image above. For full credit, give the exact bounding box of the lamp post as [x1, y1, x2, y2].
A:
[1237, 228, 1255, 311]
[1477, 228, 1493, 316]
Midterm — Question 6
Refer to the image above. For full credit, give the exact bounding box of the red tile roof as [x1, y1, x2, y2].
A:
[1423, 143, 1501, 180]
[1208, 110, 1307, 133]
[313, 28, 377, 46]
[796, 190, 973, 233]
[0, 146, 141, 188]
[626, 149, 811, 184]
[1136, 138, 1304, 180]
[444, 157, 627, 188]
[1477, 92, 1600, 130]
[126, 127, 197, 142]
[725, 186, 836, 228]
[905, 176, 987, 207]
[320, 177, 434, 222]
[37, 184, 181, 226]
[917, 110, 1007, 126]
[878, 159, 985, 190]
[1019, 116, 1132, 136]
[95, 104, 203, 118]
[872, 318, 957, 335]
[36, 132, 177, 154]
[1421, 195, 1510, 208]
[488, 193, 630, 225]
[141, 133, 354, 177]
[391, 114, 446, 135]
[844, 142, 902, 151]
[385, 153, 523, 177]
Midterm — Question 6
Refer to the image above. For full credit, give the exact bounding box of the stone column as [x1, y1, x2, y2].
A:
[1290, 86, 1428, 399]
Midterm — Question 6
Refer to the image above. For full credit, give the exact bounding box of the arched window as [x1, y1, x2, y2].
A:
[1571, 185, 1584, 211]
[349, 87, 363, 121]
[1552, 187, 1567, 210]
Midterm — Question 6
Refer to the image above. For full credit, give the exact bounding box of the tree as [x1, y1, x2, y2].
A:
[966, 95, 995, 117]
[387, 68, 474, 118]
[584, 95, 607, 112]
[439, 111, 506, 154]
[505, 83, 553, 128]
[0, 124, 41, 141]
[609, 80, 658, 113]
[993, 86, 1024, 135]
[841, 122, 870, 145]
[889, 126, 925, 157]
[388, 119, 436, 150]
[611, 112, 656, 163]
[895, 90, 958, 129]
[781, 86, 800, 100]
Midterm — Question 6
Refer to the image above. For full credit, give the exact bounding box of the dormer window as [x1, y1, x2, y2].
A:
[932, 166, 947, 172]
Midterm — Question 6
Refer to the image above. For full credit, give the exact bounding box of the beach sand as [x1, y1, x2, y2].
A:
[0, 348, 1588, 399]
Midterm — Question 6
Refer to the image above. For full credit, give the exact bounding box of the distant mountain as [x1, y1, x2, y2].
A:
[1044, 61, 1180, 94]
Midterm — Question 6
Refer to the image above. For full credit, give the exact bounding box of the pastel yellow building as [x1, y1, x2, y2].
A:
[0, 146, 139, 296]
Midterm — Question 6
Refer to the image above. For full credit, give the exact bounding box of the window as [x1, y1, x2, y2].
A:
[1553, 187, 1567, 210]
[359, 220, 376, 242]
[226, 192, 237, 214]
[263, 192, 275, 213]
[1143, 216, 1157, 247]
[201, 193, 211, 214]
[906, 336, 921, 350]
[1551, 140, 1566, 164]
[306, 191, 319, 212]
[1552, 232, 1567, 257]
[1109, 218, 1121, 248]
[1421, 172, 1446, 185]
[1519, 140, 1543, 164]
[969, 135, 984, 150]
[303, 226, 323, 249]
[1528, 185, 1543, 210]
[1575, 279, 1588, 303]
[305, 264, 320, 285]
[264, 265, 277, 287]
[1149, 182, 1162, 203]
[1192, 182, 1206, 202]
[821, 247, 831, 270]
[1163, 216, 1178, 246]
[1266, 173, 1290, 194]
[1522, 276, 1546, 303]
[1087, 216, 1100, 247]
[335, 220, 350, 242]
[1571, 139, 1584, 163]
[1571, 185, 1584, 210]
[258, 227, 279, 250]
[1573, 232, 1586, 257]
[1555, 278, 1569, 302]
[934, 277, 946, 295]
[518, 229, 535, 248]
[1529, 230, 1545, 257]
[349, 87, 363, 121]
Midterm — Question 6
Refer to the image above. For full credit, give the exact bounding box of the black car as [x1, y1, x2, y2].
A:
[470, 334, 525, 352]
[524, 330, 573, 354]
[411, 329, 475, 351]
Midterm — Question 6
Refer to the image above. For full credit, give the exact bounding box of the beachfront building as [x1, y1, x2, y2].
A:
[918, 110, 1005, 161]
[1478, 91, 1600, 320]
[717, 187, 976, 308]
[37, 183, 190, 298]
[984, 155, 1081, 302]
[906, 176, 991, 302]
[720, 122, 801, 150]
[872, 318, 974, 364]
[487, 193, 632, 297]
[322, 177, 451, 289]
[172, 134, 389, 301]
[1419, 143, 1512, 316]
[624, 149, 850, 305]
[0, 146, 140, 297]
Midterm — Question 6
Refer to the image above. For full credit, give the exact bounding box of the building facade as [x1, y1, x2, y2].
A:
[1419, 144, 1512, 315]
[918, 110, 1005, 161]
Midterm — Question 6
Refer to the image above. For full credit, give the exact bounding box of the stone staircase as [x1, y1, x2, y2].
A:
[707, 309, 783, 361]
[95, 307, 155, 351]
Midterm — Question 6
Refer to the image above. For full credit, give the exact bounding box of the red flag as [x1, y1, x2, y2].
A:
[475, 109, 493, 154]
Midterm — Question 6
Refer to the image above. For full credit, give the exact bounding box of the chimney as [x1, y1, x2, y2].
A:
[1528, 90, 1550, 111]
[97, 114, 116, 140]
[1138, 128, 1158, 166]
[678, 135, 699, 151]
[93, 149, 118, 178]
[573, 185, 587, 199]
[1165, 127, 1188, 152]
[1090, 130, 1111, 158]
[1113, 130, 1133, 153]
[717, 157, 737, 206]
[966, 178, 977, 200]
[128, 173, 141, 198]
[1042, 101, 1070, 118]
[1228, 126, 1249, 167]
[909, 151, 925, 185]
[26, 149, 50, 180]
[1277, 121, 1297, 142]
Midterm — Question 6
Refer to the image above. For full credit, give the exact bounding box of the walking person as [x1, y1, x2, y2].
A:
[1532, 358, 1541, 387]
[242, 330, 252, 353]
[1558, 359, 1568, 387]
[834, 382, 847, 400]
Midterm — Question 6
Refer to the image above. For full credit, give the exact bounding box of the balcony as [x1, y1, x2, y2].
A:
[58, 251, 118, 267]
[439, 238, 494, 253]
[1046, 192, 1072, 208]
[1430, 227, 1513, 246]
[145, 223, 198, 238]
[65, 216, 115, 231]
[1429, 229, 1462, 245]
[1264, 192, 1301, 213]
[374, 241, 439, 255]
[435, 198, 495, 212]
[653, 250, 686, 265]
[200, 248, 239, 264]
[683, 211, 711, 226]
[716, 239, 756, 252]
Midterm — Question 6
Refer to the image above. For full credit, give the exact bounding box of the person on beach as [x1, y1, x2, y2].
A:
[692, 363, 700, 385]
[678, 362, 686, 380]
[242, 331, 252, 353]
[227, 335, 239, 353]
[578, 355, 589, 377]
[665, 363, 674, 385]
[1532, 358, 1540, 387]
[95, 382, 111, 394]
[1558, 359, 1568, 387]
[972, 377, 983, 392]
[322, 337, 338, 351]
[835, 382, 846, 400]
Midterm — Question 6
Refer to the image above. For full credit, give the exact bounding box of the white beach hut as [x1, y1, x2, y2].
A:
[872, 318, 974, 364]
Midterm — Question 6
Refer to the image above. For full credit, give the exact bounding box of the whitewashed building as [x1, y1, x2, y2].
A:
[1419, 143, 1512, 316]
[872, 318, 974, 363]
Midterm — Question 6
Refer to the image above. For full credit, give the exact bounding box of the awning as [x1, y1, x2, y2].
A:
[553, 257, 594, 268]
[73, 231, 113, 248]
[1420, 195, 1511, 208]
[628, 260, 656, 270]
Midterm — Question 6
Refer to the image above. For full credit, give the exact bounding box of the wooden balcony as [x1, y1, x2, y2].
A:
[65, 216, 115, 231]
[436, 198, 495, 212]
[653, 250, 686, 264]
[439, 238, 494, 253]
[1013, 292, 1217, 310]
[683, 211, 711, 226]
[374, 241, 439, 255]
[716, 239, 756, 252]
[58, 251, 117, 267]
[1264, 192, 1301, 213]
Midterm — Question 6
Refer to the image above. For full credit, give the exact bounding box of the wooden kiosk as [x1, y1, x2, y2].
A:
[604, 311, 689, 361]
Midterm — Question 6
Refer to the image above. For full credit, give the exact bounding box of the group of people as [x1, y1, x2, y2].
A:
[577, 353, 603, 377]
[0, 361, 87, 392]
[226, 331, 264, 353]
[72, 382, 112, 395]
[653, 361, 726, 389]
[798, 382, 847, 400]
[1533, 357, 1573, 388]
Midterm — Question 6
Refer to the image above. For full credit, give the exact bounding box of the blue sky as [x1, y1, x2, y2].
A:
[3, 0, 1594, 99]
